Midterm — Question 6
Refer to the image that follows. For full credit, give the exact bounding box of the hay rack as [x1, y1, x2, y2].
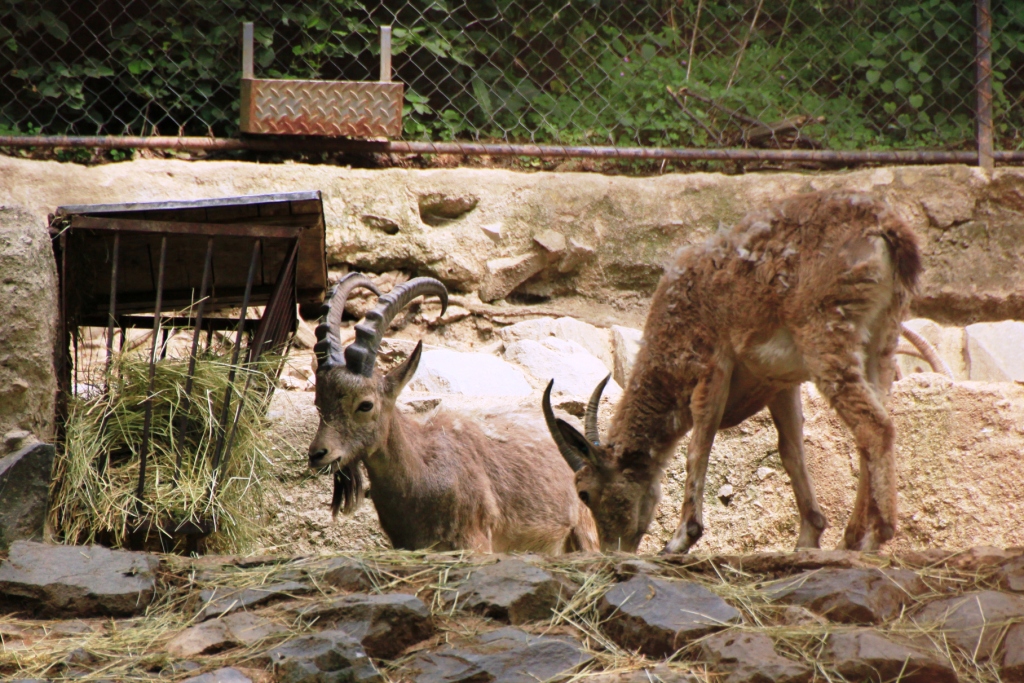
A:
[50, 191, 327, 551]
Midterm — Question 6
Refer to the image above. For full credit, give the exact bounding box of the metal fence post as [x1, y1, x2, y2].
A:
[241, 22, 254, 80]
[380, 26, 392, 83]
[976, 0, 994, 174]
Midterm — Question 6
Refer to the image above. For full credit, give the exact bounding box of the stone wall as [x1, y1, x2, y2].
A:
[0, 205, 58, 445]
[2, 157, 1024, 323]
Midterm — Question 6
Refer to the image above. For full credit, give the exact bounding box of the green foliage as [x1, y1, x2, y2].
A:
[2, 0, 1024, 149]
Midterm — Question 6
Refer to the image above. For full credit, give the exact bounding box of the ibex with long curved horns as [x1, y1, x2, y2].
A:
[544, 190, 933, 554]
[308, 273, 598, 553]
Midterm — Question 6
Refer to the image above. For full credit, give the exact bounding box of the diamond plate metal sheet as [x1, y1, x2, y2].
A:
[240, 79, 403, 137]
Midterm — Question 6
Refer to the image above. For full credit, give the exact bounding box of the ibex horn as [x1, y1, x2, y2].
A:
[585, 374, 610, 446]
[344, 277, 448, 377]
[314, 273, 382, 370]
[542, 380, 588, 472]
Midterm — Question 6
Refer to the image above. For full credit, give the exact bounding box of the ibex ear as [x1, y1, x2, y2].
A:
[384, 340, 423, 400]
[556, 419, 595, 462]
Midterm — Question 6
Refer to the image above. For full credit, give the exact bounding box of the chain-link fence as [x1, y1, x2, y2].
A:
[2, 1, 1021, 152]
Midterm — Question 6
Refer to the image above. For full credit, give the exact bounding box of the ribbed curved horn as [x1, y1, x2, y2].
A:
[585, 375, 610, 446]
[542, 380, 587, 472]
[344, 277, 448, 377]
[900, 324, 953, 379]
[314, 273, 382, 370]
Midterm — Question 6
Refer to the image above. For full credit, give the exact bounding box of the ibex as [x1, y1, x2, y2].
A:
[308, 273, 598, 553]
[544, 190, 927, 554]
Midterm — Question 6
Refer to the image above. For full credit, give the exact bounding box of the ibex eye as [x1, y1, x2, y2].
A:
[578, 491, 590, 504]
[356, 401, 374, 413]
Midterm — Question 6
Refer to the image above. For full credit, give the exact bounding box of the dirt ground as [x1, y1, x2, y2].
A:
[257, 302, 1024, 558]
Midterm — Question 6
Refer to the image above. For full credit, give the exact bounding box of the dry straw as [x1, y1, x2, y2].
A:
[49, 346, 280, 553]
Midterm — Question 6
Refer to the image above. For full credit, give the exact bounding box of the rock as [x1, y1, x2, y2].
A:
[0, 541, 158, 617]
[557, 238, 596, 274]
[180, 668, 253, 683]
[481, 223, 502, 240]
[504, 338, 622, 400]
[700, 631, 812, 683]
[1002, 623, 1024, 682]
[610, 325, 642, 387]
[599, 574, 742, 657]
[966, 321, 1024, 381]
[777, 605, 827, 626]
[166, 612, 288, 657]
[717, 483, 735, 505]
[297, 592, 433, 659]
[292, 315, 318, 350]
[763, 568, 925, 624]
[405, 626, 592, 683]
[613, 559, 663, 580]
[533, 229, 567, 254]
[479, 252, 548, 302]
[998, 555, 1024, 592]
[418, 192, 478, 225]
[430, 304, 471, 326]
[0, 206, 59, 445]
[269, 629, 381, 683]
[498, 317, 614, 371]
[197, 581, 313, 620]
[920, 188, 976, 229]
[0, 442, 54, 550]
[361, 214, 401, 234]
[447, 557, 576, 624]
[827, 630, 957, 683]
[912, 590, 1024, 660]
[898, 318, 967, 380]
[589, 666, 699, 683]
[407, 349, 532, 396]
[317, 556, 376, 591]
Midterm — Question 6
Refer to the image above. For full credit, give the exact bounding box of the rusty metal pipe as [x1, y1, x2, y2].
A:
[4, 135, 1024, 163]
[976, 0, 994, 173]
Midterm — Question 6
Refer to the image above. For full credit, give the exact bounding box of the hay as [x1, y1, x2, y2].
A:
[49, 347, 280, 553]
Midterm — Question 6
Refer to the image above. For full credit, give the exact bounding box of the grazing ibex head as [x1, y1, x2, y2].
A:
[308, 273, 448, 515]
[543, 377, 661, 552]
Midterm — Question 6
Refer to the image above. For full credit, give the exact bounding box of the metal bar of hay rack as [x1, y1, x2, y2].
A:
[50, 191, 327, 552]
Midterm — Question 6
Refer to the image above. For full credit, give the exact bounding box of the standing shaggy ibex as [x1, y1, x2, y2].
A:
[544, 190, 924, 554]
[308, 273, 598, 553]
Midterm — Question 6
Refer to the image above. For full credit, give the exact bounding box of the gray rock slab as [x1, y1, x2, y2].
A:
[315, 556, 376, 591]
[180, 667, 253, 683]
[600, 573, 742, 657]
[405, 626, 592, 683]
[0, 443, 54, 550]
[966, 321, 1024, 381]
[763, 567, 925, 624]
[269, 629, 381, 683]
[913, 590, 1024, 660]
[587, 664, 700, 683]
[166, 612, 288, 657]
[827, 630, 957, 683]
[1002, 623, 1024, 682]
[447, 557, 575, 624]
[700, 631, 812, 683]
[998, 555, 1024, 593]
[197, 581, 313, 620]
[298, 592, 433, 659]
[0, 541, 158, 617]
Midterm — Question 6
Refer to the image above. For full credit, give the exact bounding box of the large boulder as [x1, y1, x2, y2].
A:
[407, 348, 532, 396]
[965, 321, 1024, 381]
[0, 206, 58, 444]
[498, 317, 613, 371]
[504, 338, 622, 400]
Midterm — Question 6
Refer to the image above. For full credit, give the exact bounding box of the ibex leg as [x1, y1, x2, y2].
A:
[662, 358, 733, 554]
[767, 386, 827, 549]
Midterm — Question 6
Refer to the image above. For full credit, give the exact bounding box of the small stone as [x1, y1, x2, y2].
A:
[557, 238, 596, 273]
[763, 568, 925, 624]
[361, 214, 400, 235]
[180, 668, 253, 683]
[270, 630, 381, 683]
[912, 590, 1024, 660]
[600, 574, 742, 657]
[1002, 623, 1024, 682]
[479, 252, 548, 302]
[481, 223, 502, 240]
[756, 467, 775, 481]
[0, 541, 158, 617]
[0, 443, 55, 550]
[318, 556, 376, 591]
[717, 484, 735, 505]
[297, 592, 433, 659]
[197, 581, 313, 620]
[166, 621, 234, 658]
[700, 631, 812, 683]
[827, 630, 957, 683]
[997, 555, 1024, 592]
[447, 557, 576, 624]
[533, 229, 567, 254]
[404, 626, 591, 683]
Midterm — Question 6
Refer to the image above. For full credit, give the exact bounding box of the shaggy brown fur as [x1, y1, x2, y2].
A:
[309, 340, 599, 554]
[550, 190, 921, 554]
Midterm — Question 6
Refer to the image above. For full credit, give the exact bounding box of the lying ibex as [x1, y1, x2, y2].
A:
[544, 190, 926, 554]
[308, 273, 598, 553]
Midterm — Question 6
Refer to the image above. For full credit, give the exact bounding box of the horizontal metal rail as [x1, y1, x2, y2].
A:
[4, 135, 1024, 164]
